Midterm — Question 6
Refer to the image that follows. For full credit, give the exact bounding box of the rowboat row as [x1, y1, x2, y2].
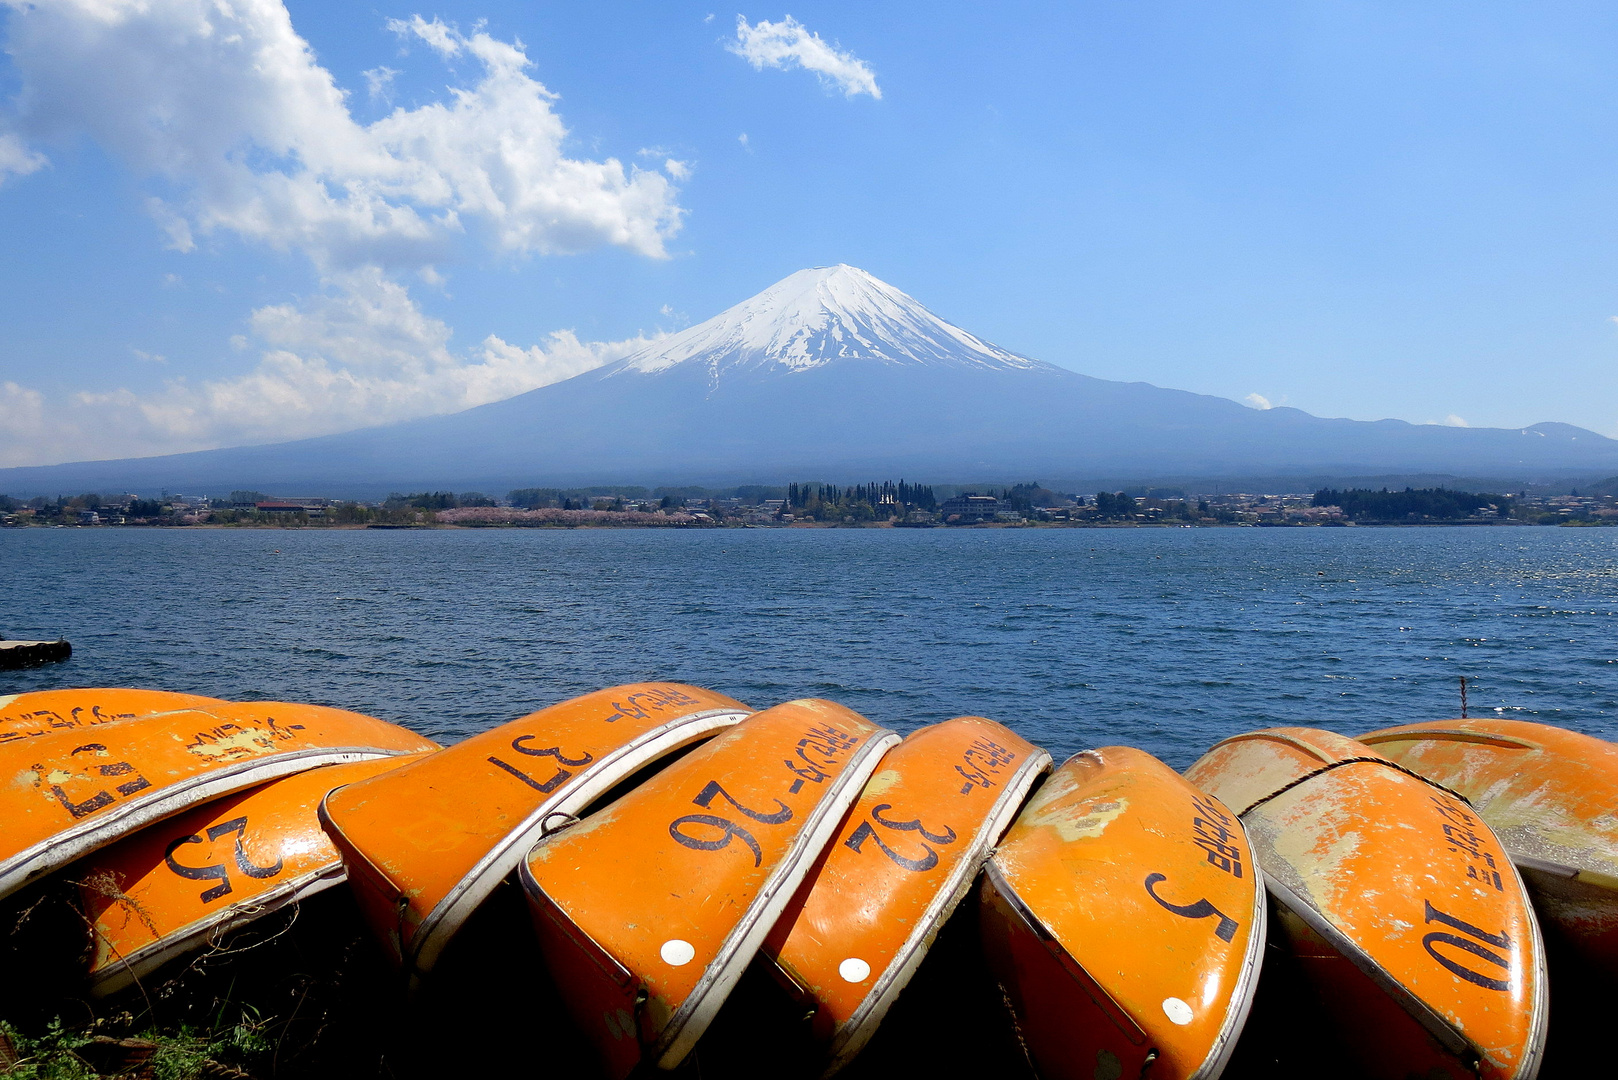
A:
[1, 685, 1614, 1078]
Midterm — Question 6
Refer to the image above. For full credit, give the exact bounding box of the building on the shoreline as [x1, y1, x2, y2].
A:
[255, 498, 329, 518]
[939, 494, 1001, 524]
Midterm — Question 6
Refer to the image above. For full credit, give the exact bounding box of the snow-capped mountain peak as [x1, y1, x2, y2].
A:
[602, 265, 1057, 379]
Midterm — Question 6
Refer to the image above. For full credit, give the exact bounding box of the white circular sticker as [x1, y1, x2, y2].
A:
[838, 957, 872, 983]
[1162, 997, 1193, 1025]
[660, 939, 696, 967]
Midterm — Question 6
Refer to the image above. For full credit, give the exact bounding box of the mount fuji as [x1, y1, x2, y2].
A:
[5, 264, 1618, 496]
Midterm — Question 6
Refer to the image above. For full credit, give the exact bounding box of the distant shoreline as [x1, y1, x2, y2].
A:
[2, 518, 1586, 532]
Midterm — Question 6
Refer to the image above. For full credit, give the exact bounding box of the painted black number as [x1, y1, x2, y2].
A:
[870, 804, 957, 845]
[669, 814, 764, 866]
[163, 816, 283, 903]
[42, 744, 152, 819]
[488, 736, 595, 794]
[692, 781, 793, 824]
[1422, 901, 1513, 991]
[1144, 873, 1239, 942]
[510, 736, 594, 768]
[845, 821, 939, 872]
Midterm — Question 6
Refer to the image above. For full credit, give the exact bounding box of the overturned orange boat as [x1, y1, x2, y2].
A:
[320, 683, 751, 982]
[521, 700, 898, 1078]
[79, 753, 428, 996]
[980, 746, 1264, 1080]
[761, 716, 1049, 1075]
[1362, 716, 1618, 977]
[0, 688, 225, 750]
[0, 701, 437, 901]
[1187, 727, 1546, 1080]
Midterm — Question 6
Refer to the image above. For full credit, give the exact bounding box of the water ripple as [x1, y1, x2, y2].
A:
[3, 526, 1616, 768]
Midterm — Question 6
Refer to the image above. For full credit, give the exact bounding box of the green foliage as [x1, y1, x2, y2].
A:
[995, 483, 1064, 514]
[227, 491, 269, 505]
[127, 498, 165, 518]
[1312, 487, 1511, 521]
[784, 480, 936, 521]
[1093, 491, 1135, 519]
[732, 485, 786, 503]
[381, 489, 495, 511]
[509, 488, 562, 508]
[0, 1010, 273, 1080]
[387, 491, 458, 510]
[0, 1018, 97, 1079]
[509, 486, 651, 508]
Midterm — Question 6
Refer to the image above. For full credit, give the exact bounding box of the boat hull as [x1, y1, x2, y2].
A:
[0, 701, 438, 901]
[79, 753, 427, 995]
[1361, 717, 1618, 976]
[319, 683, 750, 981]
[761, 716, 1050, 1075]
[981, 746, 1266, 1080]
[1187, 727, 1547, 1080]
[0, 688, 225, 749]
[521, 700, 898, 1078]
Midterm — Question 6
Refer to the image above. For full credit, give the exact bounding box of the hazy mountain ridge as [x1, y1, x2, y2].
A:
[3, 265, 1616, 498]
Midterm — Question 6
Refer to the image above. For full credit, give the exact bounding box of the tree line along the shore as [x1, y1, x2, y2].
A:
[3, 484, 1616, 527]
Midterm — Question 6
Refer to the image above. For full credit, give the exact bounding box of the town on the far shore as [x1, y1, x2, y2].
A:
[4, 480, 1617, 529]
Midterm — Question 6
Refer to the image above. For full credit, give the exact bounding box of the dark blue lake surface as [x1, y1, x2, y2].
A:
[4, 526, 1616, 768]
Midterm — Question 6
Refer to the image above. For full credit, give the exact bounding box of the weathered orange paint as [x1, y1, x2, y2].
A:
[80, 753, 427, 995]
[0, 701, 437, 901]
[521, 700, 899, 1079]
[761, 716, 1049, 1075]
[1187, 727, 1547, 1080]
[1362, 717, 1618, 976]
[319, 682, 751, 981]
[0, 689, 225, 750]
[981, 747, 1265, 1080]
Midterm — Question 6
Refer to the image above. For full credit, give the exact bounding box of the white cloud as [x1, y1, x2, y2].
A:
[131, 349, 167, 365]
[0, 132, 46, 186]
[727, 16, 881, 99]
[364, 66, 400, 103]
[1244, 393, 1272, 410]
[389, 15, 462, 59]
[0, 383, 48, 459]
[2, 2, 685, 269]
[1442, 414, 1469, 427]
[0, 269, 660, 467]
[0, 2, 690, 468]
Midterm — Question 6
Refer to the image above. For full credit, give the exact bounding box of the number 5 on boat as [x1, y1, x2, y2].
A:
[979, 746, 1265, 1080]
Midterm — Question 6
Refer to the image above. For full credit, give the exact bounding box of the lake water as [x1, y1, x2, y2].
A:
[4, 526, 1616, 769]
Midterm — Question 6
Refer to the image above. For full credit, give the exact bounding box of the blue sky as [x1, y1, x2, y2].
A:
[3, 1, 1618, 466]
